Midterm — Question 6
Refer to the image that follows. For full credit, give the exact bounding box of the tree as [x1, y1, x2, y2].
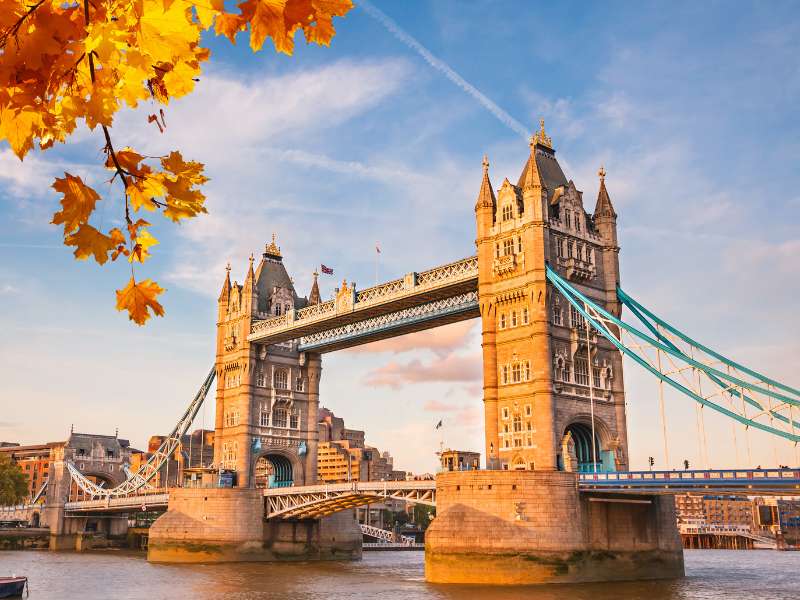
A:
[0, 0, 353, 324]
[413, 504, 435, 529]
[0, 456, 28, 505]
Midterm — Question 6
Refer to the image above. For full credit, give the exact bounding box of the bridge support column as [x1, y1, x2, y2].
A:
[303, 352, 322, 484]
[147, 488, 361, 563]
[425, 471, 684, 585]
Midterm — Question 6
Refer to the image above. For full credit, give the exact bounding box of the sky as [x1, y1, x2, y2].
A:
[1, 0, 799, 474]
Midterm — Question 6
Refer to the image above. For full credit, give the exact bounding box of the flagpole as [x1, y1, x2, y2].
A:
[374, 242, 379, 286]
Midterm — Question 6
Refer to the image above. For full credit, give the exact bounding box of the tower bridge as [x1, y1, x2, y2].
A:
[8, 121, 800, 585]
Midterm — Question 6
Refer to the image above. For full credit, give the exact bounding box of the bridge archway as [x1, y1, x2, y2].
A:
[253, 449, 302, 489]
[560, 422, 607, 473]
[30, 512, 40, 527]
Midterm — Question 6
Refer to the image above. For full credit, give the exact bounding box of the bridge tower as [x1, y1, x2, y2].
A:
[214, 236, 321, 488]
[475, 121, 628, 473]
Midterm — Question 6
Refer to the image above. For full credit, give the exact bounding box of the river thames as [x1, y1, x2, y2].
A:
[2, 549, 799, 599]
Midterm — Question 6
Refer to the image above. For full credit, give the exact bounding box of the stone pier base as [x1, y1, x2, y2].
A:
[147, 488, 362, 563]
[425, 471, 684, 585]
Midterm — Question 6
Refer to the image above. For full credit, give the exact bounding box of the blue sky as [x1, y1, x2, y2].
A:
[1, 1, 798, 473]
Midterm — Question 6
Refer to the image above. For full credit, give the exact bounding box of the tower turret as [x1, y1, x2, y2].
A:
[309, 271, 321, 305]
[593, 166, 621, 317]
[217, 263, 231, 321]
[242, 254, 257, 315]
[475, 155, 496, 237]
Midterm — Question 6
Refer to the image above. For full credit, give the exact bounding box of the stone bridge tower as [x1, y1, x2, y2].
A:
[475, 121, 629, 473]
[214, 236, 321, 487]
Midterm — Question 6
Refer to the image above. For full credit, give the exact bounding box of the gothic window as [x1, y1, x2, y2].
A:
[523, 307, 529, 324]
[517, 237, 523, 253]
[495, 243, 500, 258]
[563, 361, 571, 383]
[593, 366, 601, 388]
[565, 210, 572, 228]
[274, 304, 282, 316]
[504, 424, 509, 433]
[570, 305, 585, 329]
[501, 365, 509, 384]
[524, 360, 531, 381]
[512, 362, 522, 383]
[588, 248, 594, 264]
[260, 408, 269, 427]
[576, 214, 581, 232]
[552, 299, 562, 326]
[499, 313, 506, 329]
[256, 365, 266, 388]
[290, 408, 300, 429]
[223, 441, 238, 468]
[295, 376, 304, 392]
[504, 440, 510, 448]
[575, 358, 589, 386]
[284, 303, 291, 314]
[502, 407, 509, 419]
[503, 238, 514, 256]
[526, 436, 532, 447]
[502, 204, 513, 221]
[579, 244, 585, 261]
[568, 240, 574, 258]
[513, 415, 522, 432]
[525, 404, 532, 417]
[274, 368, 288, 390]
[514, 438, 522, 447]
[555, 236, 563, 257]
[527, 422, 532, 431]
[273, 407, 288, 428]
[511, 311, 518, 327]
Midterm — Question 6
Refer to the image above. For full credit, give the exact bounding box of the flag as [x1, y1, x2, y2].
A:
[320, 264, 334, 275]
[435, 420, 443, 430]
[376, 242, 381, 254]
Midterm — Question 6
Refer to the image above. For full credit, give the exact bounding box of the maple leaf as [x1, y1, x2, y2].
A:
[64, 223, 117, 264]
[115, 277, 165, 325]
[127, 220, 159, 263]
[51, 174, 102, 235]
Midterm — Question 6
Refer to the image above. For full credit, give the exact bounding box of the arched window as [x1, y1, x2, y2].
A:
[552, 300, 562, 326]
[576, 214, 581, 232]
[501, 365, 509, 384]
[260, 407, 269, 427]
[256, 365, 266, 387]
[495, 243, 500, 258]
[272, 407, 288, 428]
[502, 204, 513, 221]
[565, 210, 572, 228]
[517, 237, 523, 253]
[503, 238, 514, 255]
[524, 360, 531, 381]
[512, 362, 522, 383]
[513, 415, 522, 432]
[511, 311, 518, 327]
[499, 313, 506, 329]
[523, 307, 529, 324]
[274, 304, 282, 316]
[274, 368, 288, 389]
[290, 408, 300, 429]
[574, 358, 589, 386]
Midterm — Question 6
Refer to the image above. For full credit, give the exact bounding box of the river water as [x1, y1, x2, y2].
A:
[1, 550, 798, 599]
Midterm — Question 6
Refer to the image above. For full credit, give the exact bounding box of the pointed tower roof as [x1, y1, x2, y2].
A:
[517, 119, 568, 193]
[308, 271, 321, 305]
[520, 133, 544, 193]
[474, 155, 496, 210]
[593, 166, 617, 219]
[242, 254, 255, 294]
[218, 263, 231, 302]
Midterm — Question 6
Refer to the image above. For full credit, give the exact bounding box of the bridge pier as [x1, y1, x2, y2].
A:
[425, 471, 684, 585]
[147, 488, 362, 563]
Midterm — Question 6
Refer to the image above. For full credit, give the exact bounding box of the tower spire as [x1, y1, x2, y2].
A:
[243, 254, 255, 294]
[309, 270, 321, 305]
[218, 262, 232, 302]
[593, 166, 616, 218]
[474, 154, 496, 211]
[520, 131, 544, 192]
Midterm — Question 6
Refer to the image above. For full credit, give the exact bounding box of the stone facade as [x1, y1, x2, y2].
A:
[214, 237, 321, 488]
[425, 470, 684, 584]
[475, 122, 628, 473]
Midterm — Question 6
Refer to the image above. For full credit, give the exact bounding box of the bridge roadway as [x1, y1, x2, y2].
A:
[60, 469, 800, 516]
[247, 255, 479, 352]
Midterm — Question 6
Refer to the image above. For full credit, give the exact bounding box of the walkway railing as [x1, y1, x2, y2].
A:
[579, 468, 800, 493]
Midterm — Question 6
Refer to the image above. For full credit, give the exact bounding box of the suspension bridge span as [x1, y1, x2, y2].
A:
[9, 122, 799, 585]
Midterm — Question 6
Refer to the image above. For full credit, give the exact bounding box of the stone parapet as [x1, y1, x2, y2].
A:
[425, 471, 684, 585]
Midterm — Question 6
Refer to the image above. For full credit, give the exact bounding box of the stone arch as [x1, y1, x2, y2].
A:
[30, 511, 40, 528]
[252, 448, 304, 489]
[558, 415, 615, 473]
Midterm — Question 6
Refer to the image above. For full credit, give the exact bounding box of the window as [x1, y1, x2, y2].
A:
[260, 408, 269, 427]
[568, 240, 574, 258]
[503, 424, 509, 433]
[552, 300, 562, 326]
[273, 408, 288, 428]
[513, 415, 522, 432]
[565, 210, 572, 228]
[274, 304, 282, 316]
[502, 204, 513, 221]
[555, 236, 563, 257]
[524, 361, 531, 381]
[563, 362, 571, 383]
[527, 436, 532, 447]
[223, 441, 238, 468]
[517, 237, 523, 253]
[525, 404, 532, 417]
[274, 368, 288, 389]
[295, 376, 304, 392]
[502, 407, 509, 419]
[522, 307, 529, 324]
[588, 248, 594, 264]
[512, 362, 522, 383]
[576, 214, 581, 232]
[570, 305, 585, 329]
[290, 409, 300, 429]
[502, 365, 509, 384]
[499, 313, 506, 329]
[225, 372, 240, 389]
[495, 243, 500, 258]
[511, 311, 518, 327]
[256, 365, 266, 387]
[504, 440, 510, 448]
[503, 238, 514, 256]
[593, 366, 601, 388]
[514, 438, 522, 447]
[527, 422, 532, 431]
[575, 358, 589, 386]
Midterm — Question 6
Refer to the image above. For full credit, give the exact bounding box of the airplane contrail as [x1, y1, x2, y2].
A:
[359, 0, 531, 141]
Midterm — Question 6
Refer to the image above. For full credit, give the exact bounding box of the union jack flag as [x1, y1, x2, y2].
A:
[320, 264, 334, 275]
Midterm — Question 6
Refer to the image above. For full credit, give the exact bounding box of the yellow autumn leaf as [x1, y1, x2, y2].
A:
[51, 174, 102, 235]
[129, 228, 159, 263]
[64, 223, 117, 265]
[115, 277, 165, 325]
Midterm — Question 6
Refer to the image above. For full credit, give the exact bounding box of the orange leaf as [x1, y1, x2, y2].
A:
[64, 223, 117, 264]
[115, 277, 165, 325]
[51, 174, 101, 235]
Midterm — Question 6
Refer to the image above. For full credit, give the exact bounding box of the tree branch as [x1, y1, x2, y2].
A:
[0, 0, 46, 50]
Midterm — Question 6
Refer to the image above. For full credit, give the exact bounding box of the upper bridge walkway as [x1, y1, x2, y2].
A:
[248, 256, 479, 352]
